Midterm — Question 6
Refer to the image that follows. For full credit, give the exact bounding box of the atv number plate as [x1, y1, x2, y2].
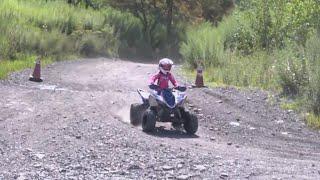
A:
[170, 113, 174, 117]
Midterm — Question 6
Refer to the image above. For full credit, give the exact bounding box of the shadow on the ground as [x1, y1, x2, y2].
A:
[145, 126, 199, 139]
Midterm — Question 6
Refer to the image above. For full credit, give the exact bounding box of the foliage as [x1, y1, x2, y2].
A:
[107, 0, 196, 51]
[306, 113, 320, 129]
[106, 0, 235, 56]
[234, 0, 320, 51]
[280, 100, 302, 112]
[180, 22, 226, 69]
[274, 33, 320, 116]
[180, 0, 320, 121]
[0, 0, 141, 61]
[276, 46, 308, 96]
[200, 0, 234, 24]
[305, 34, 320, 114]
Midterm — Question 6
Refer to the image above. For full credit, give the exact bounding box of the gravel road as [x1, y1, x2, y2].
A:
[1, 58, 320, 179]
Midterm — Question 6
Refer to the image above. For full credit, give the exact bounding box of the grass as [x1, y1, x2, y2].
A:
[306, 113, 320, 129]
[0, 0, 143, 79]
[0, 56, 53, 79]
[0, 0, 144, 61]
[181, 51, 279, 90]
[280, 99, 302, 111]
[180, 13, 278, 90]
[180, 22, 227, 69]
[180, 6, 320, 128]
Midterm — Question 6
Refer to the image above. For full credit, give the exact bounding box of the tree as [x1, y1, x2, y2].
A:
[106, 0, 235, 53]
[106, 0, 163, 49]
[200, 0, 234, 24]
[106, 1, 202, 48]
[66, 0, 96, 9]
[166, 0, 173, 36]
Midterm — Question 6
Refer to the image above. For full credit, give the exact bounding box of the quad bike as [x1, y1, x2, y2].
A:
[130, 84, 198, 134]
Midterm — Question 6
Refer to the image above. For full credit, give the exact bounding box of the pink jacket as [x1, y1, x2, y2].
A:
[150, 72, 178, 90]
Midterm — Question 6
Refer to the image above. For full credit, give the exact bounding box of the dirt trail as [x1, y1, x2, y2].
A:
[1, 58, 320, 179]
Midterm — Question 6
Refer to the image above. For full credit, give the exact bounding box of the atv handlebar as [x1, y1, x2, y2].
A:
[175, 86, 187, 92]
[149, 84, 187, 92]
[149, 84, 159, 90]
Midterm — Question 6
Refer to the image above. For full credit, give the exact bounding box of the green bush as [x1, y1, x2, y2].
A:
[276, 46, 308, 96]
[203, 51, 277, 89]
[223, 11, 257, 55]
[101, 7, 169, 58]
[180, 13, 278, 89]
[180, 10, 259, 69]
[275, 33, 320, 114]
[83, 20, 94, 31]
[79, 35, 97, 57]
[60, 16, 76, 35]
[306, 113, 320, 129]
[0, 0, 138, 61]
[305, 34, 320, 114]
[181, 0, 319, 89]
[180, 22, 226, 69]
[179, 0, 320, 127]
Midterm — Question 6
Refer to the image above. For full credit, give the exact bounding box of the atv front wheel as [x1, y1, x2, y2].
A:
[183, 111, 198, 134]
[130, 103, 147, 126]
[142, 109, 156, 132]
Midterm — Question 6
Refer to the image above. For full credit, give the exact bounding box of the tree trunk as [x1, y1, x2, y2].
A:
[166, 0, 173, 39]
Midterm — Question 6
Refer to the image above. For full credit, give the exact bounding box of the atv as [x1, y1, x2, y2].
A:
[130, 84, 198, 134]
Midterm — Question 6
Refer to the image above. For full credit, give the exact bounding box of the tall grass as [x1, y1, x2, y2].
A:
[180, 9, 319, 93]
[180, 8, 320, 127]
[180, 12, 277, 89]
[306, 113, 320, 129]
[275, 45, 308, 96]
[305, 34, 320, 114]
[180, 21, 232, 68]
[206, 51, 277, 89]
[180, 11, 256, 68]
[0, 0, 144, 61]
[0, 0, 145, 78]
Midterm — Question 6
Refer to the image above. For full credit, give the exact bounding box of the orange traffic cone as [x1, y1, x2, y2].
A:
[29, 58, 43, 82]
[194, 68, 204, 88]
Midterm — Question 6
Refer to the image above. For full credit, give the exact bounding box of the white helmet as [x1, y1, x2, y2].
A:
[159, 58, 173, 74]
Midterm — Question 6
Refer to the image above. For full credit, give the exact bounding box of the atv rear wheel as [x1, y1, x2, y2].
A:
[182, 111, 198, 134]
[142, 109, 156, 132]
[130, 103, 147, 126]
